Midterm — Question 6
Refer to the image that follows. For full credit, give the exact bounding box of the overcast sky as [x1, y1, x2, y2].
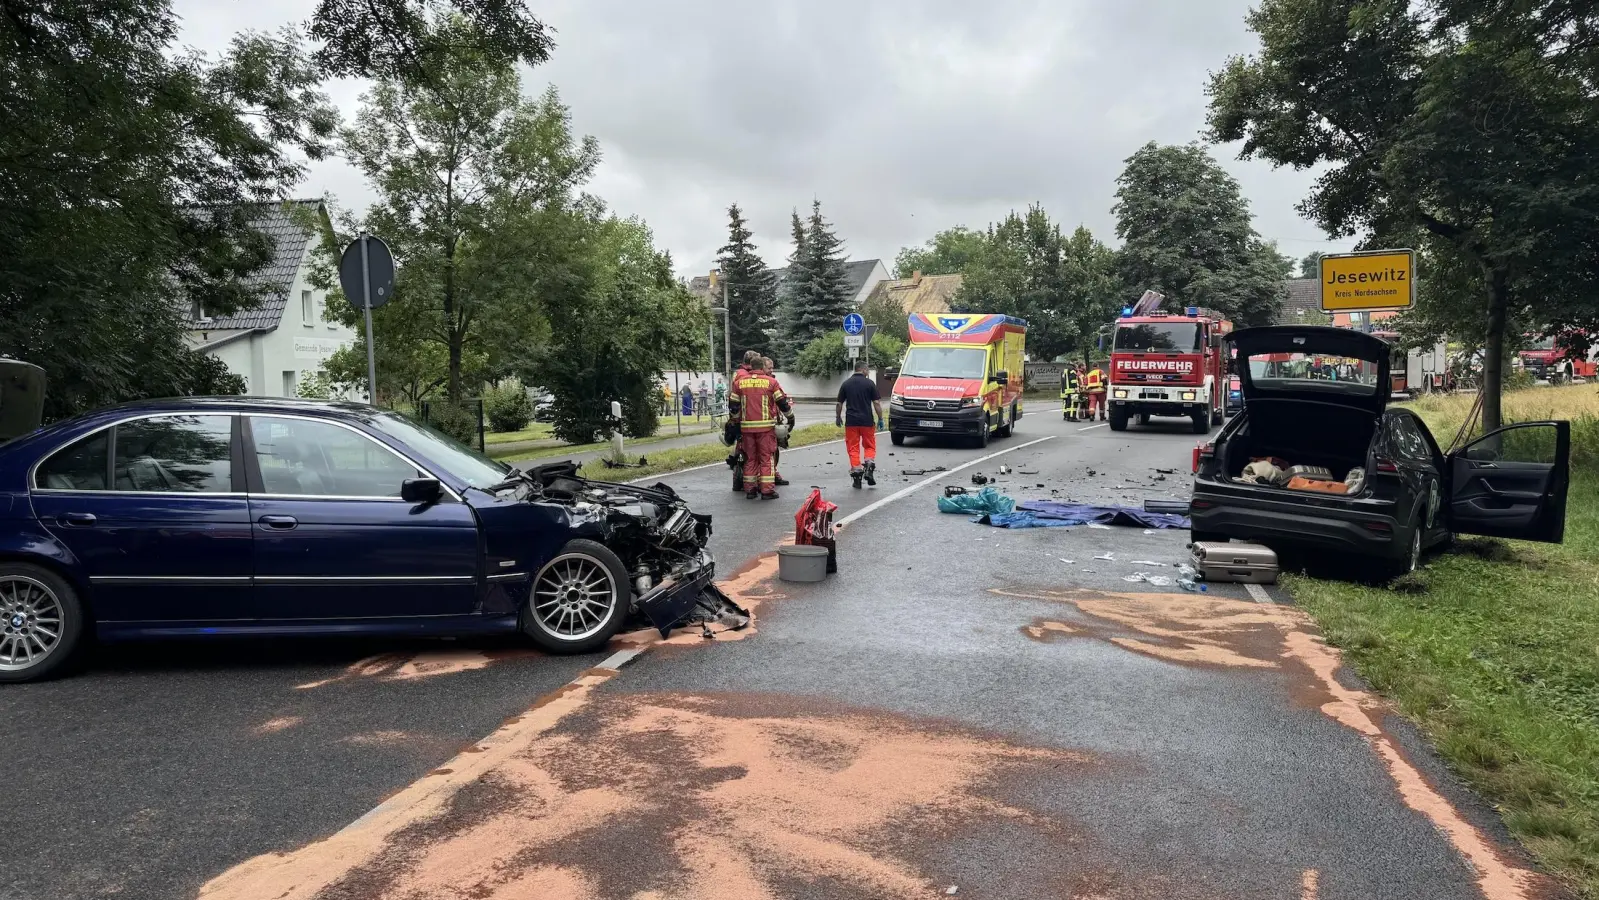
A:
[174, 0, 1355, 277]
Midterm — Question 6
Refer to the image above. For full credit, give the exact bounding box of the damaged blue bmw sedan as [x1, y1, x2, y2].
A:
[0, 388, 743, 683]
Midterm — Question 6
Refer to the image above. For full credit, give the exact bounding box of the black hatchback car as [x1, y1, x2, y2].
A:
[1190, 327, 1570, 574]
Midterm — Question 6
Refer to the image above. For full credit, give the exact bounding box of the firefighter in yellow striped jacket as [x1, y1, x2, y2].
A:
[729, 364, 793, 499]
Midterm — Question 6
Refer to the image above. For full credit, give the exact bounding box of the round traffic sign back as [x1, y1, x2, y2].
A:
[338, 235, 395, 309]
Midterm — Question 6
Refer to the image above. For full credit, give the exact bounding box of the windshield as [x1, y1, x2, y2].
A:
[370, 411, 510, 488]
[1114, 323, 1200, 352]
[1246, 353, 1380, 392]
[900, 346, 987, 380]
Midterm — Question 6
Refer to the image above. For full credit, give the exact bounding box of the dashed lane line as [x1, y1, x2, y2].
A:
[837, 436, 1058, 528]
[1245, 581, 1275, 604]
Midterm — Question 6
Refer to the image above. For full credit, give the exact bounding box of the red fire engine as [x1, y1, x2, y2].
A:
[1105, 304, 1232, 434]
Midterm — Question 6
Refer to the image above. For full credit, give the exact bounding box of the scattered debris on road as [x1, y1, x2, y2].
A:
[902, 465, 948, 476]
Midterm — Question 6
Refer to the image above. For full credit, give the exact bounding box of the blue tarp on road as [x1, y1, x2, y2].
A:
[977, 500, 1190, 530]
[936, 487, 1016, 515]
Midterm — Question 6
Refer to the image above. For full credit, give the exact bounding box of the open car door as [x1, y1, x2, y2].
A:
[1446, 421, 1570, 543]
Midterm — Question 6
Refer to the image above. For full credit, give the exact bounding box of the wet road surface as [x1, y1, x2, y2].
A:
[1, 406, 1558, 899]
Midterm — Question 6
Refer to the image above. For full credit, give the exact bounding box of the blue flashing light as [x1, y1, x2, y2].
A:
[1121, 307, 1134, 318]
[1185, 306, 1199, 317]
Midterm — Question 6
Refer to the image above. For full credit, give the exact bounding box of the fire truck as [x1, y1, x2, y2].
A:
[1105, 305, 1232, 434]
[1518, 333, 1598, 384]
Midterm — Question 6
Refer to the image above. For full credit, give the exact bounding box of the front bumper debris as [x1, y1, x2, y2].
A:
[635, 551, 750, 637]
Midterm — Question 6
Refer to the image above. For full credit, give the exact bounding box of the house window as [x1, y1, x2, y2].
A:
[191, 300, 209, 323]
[301, 290, 314, 326]
[282, 370, 296, 397]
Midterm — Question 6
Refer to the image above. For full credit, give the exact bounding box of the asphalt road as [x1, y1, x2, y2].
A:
[0, 403, 1558, 900]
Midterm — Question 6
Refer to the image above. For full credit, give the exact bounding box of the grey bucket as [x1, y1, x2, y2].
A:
[777, 545, 830, 583]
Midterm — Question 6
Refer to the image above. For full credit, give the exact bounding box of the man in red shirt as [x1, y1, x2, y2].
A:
[729, 358, 792, 499]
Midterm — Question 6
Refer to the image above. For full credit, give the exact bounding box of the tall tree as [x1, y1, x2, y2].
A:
[1112, 142, 1286, 327]
[528, 213, 708, 443]
[780, 200, 852, 361]
[715, 204, 778, 360]
[1207, 0, 1599, 430]
[339, 14, 599, 402]
[954, 205, 1117, 361]
[308, 0, 553, 82]
[1299, 251, 1324, 279]
[894, 226, 987, 278]
[0, 1, 338, 420]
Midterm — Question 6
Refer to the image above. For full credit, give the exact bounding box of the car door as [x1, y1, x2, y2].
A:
[1445, 421, 1570, 542]
[243, 414, 480, 620]
[1385, 411, 1446, 542]
[30, 414, 253, 622]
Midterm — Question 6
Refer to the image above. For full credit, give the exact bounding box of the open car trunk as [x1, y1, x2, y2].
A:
[1221, 399, 1376, 486]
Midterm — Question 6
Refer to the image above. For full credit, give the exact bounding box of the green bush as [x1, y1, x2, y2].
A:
[424, 401, 481, 447]
[791, 331, 906, 378]
[484, 378, 534, 432]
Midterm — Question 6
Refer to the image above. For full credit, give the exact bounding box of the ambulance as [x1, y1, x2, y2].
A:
[888, 313, 1027, 447]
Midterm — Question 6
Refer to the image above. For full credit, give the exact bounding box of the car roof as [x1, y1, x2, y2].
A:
[95, 396, 379, 419]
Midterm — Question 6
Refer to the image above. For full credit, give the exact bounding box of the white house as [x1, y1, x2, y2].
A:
[185, 199, 358, 398]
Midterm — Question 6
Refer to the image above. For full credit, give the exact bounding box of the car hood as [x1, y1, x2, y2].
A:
[893, 376, 985, 400]
[0, 359, 46, 443]
[1227, 326, 1391, 415]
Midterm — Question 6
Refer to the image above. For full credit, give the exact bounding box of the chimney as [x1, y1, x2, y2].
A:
[912, 270, 922, 286]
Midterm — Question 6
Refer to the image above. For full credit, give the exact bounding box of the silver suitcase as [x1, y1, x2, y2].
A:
[1190, 541, 1279, 584]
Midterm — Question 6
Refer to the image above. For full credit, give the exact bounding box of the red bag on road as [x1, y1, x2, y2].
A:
[794, 489, 839, 573]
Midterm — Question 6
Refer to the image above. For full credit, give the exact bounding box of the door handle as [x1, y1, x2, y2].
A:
[58, 513, 96, 527]
[257, 515, 299, 530]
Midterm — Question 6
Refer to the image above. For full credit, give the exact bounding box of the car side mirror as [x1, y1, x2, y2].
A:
[401, 477, 443, 504]
[994, 371, 1009, 385]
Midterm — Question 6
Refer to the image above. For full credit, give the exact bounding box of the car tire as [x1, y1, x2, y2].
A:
[0, 563, 87, 684]
[1137, 412, 1151, 426]
[1191, 410, 1210, 434]
[996, 406, 1014, 438]
[1391, 525, 1423, 578]
[976, 415, 991, 449]
[1210, 404, 1225, 426]
[1108, 406, 1129, 432]
[890, 431, 905, 446]
[523, 540, 632, 654]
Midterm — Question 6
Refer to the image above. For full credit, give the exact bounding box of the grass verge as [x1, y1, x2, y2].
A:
[484, 423, 553, 445]
[568, 422, 848, 482]
[1286, 384, 1599, 897]
[492, 423, 716, 462]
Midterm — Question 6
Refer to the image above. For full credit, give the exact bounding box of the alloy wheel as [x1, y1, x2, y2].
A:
[0, 575, 64, 672]
[531, 553, 619, 642]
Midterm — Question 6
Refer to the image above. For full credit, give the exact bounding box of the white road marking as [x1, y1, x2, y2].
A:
[597, 647, 645, 670]
[1245, 582, 1274, 604]
[836, 436, 1057, 528]
[1078, 423, 1107, 431]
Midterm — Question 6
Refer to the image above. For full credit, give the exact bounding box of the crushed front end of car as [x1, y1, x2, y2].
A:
[516, 461, 750, 637]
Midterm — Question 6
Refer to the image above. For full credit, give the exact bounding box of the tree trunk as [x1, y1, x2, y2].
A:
[1481, 266, 1508, 434]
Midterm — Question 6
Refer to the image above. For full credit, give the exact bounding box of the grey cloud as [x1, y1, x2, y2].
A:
[175, 0, 1354, 276]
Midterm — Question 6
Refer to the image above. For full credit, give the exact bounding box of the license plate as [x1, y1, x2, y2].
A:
[917, 419, 944, 428]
